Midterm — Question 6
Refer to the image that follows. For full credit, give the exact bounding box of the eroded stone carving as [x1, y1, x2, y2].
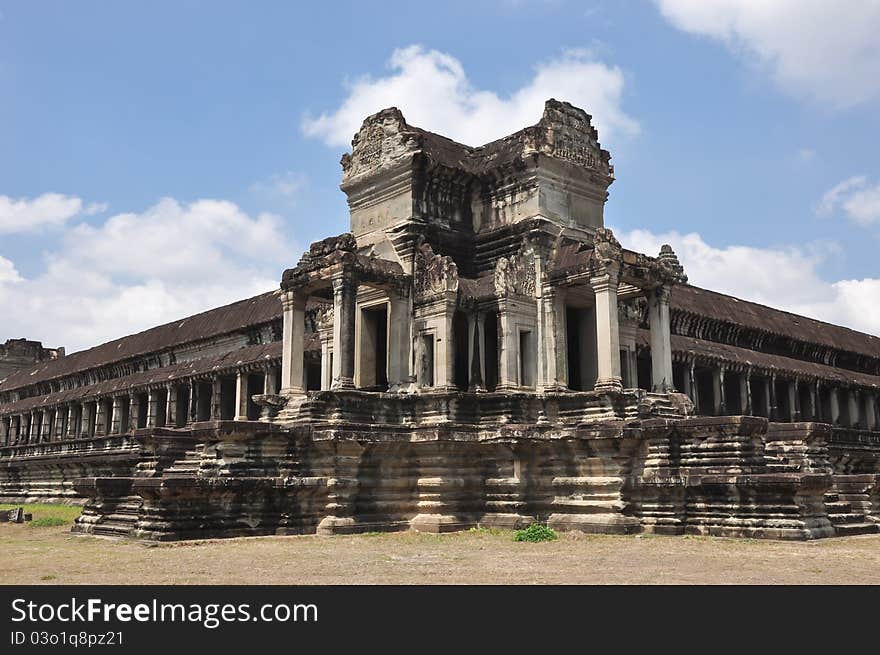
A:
[414, 242, 458, 298]
[494, 250, 536, 298]
[341, 108, 419, 181]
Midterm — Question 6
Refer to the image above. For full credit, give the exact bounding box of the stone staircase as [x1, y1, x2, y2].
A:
[161, 444, 204, 476]
[823, 491, 879, 536]
[643, 392, 682, 419]
[80, 495, 142, 538]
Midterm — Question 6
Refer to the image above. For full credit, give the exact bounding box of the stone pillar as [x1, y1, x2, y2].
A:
[769, 375, 778, 421]
[165, 385, 176, 428]
[320, 340, 332, 391]
[437, 310, 456, 390]
[387, 290, 413, 392]
[688, 361, 699, 408]
[866, 393, 877, 431]
[39, 410, 51, 442]
[266, 366, 279, 396]
[681, 360, 692, 399]
[211, 377, 222, 420]
[79, 402, 90, 438]
[281, 291, 308, 394]
[789, 380, 799, 422]
[0, 417, 8, 445]
[740, 371, 751, 416]
[95, 400, 108, 437]
[189, 383, 199, 423]
[648, 285, 674, 392]
[66, 405, 77, 439]
[476, 312, 488, 390]
[829, 387, 840, 426]
[712, 367, 725, 415]
[110, 397, 122, 435]
[234, 370, 249, 421]
[129, 393, 141, 431]
[497, 304, 520, 391]
[808, 383, 817, 421]
[537, 287, 567, 392]
[145, 390, 157, 427]
[590, 266, 622, 392]
[330, 274, 356, 390]
[848, 390, 860, 427]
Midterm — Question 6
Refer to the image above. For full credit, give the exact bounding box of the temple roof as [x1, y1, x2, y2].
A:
[0, 291, 282, 392]
[671, 285, 880, 360]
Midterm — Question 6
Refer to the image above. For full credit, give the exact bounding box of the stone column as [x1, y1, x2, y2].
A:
[497, 303, 520, 391]
[712, 367, 725, 415]
[145, 389, 157, 427]
[740, 371, 751, 416]
[789, 380, 800, 422]
[648, 285, 674, 392]
[590, 266, 622, 392]
[0, 417, 8, 445]
[387, 290, 413, 392]
[189, 383, 199, 423]
[39, 410, 50, 442]
[129, 393, 141, 431]
[95, 400, 107, 437]
[281, 291, 308, 394]
[848, 390, 860, 427]
[66, 405, 77, 439]
[808, 382, 817, 421]
[688, 361, 699, 408]
[110, 397, 122, 435]
[266, 366, 279, 396]
[829, 387, 840, 426]
[537, 286, 567, 392]
[165, 385, 176, 428]
[79, 402, 90, 438]
[319, 341, 332, 391]
[866, 393, 877, 431]
[234, 370, 249, 421]
[210, 377, 222, 420]
[330, 274, 357, 390]
[769, 375, 778, 421]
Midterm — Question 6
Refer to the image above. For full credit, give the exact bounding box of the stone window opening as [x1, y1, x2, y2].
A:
[694, 367, 715, 415]
[565, 306, 596, 392]
[723, 374, 742, 414]
[358, 304, 389, 391]
[518, 329, 536, 388]
[419, 333, 435, 388]
[135, 393, 148, 429]
[483, 311, 499, 392]
[637, 353, 652, 392]
[175, 386, 189, 428]
[774, 380, 791, 422]
[245, 373, 266, 419]
[154, 392, 168, 428]
[220, 377, 237, 420]
[118, 396, 130, 432]
[798, 385, 814, 421]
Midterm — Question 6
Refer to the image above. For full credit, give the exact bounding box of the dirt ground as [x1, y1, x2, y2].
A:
[2, 517, 880, 584]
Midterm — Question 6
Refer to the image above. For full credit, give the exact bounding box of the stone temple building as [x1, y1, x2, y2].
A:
[1, 100, 878, 540]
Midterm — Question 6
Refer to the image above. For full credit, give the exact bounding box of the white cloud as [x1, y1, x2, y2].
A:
[655, 0, 880, 108]
[0, 193, 98, 234]
[797, 148, 815, 162]
[616, 227, 880, 337]
[302, 45, 638, 148]
[816, 175, 880, 226]
[0, 197, 299, 352]
[0, 256, 20, 283]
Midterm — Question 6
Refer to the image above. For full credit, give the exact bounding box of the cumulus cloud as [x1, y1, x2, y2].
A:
[0, 198, 299, 351]
[616, 227, 880, 337]
[655, 0, 880, 108]
[817, 176, 880, 226]
[302, 45, 638, 148]
[0, 193, 105, 234]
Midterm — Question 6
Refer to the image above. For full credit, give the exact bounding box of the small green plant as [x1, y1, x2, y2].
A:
[29, 517, 68, 528]
[40, 575, 57, 581]
[513, 523, 558, 543]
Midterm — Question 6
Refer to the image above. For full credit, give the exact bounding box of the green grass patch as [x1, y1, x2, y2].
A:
[0, 503, 82, 525]
[513, 523, 558, 543]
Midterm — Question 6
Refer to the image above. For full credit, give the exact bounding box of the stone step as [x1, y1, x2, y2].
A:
[833, 522, 879, 536]
[824, 501, 853, 513]
[827, 512, 868, 525]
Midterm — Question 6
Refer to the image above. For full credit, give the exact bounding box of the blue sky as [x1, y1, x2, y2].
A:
[2, 1, 879, 351]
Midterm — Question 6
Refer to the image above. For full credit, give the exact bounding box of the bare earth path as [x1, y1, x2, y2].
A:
[2, 523, 879, 584]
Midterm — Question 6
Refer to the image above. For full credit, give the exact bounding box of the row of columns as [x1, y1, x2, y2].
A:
[679, 359, 879, 428]
[281, 265, 676, 396]
[0, 365, 280, 447]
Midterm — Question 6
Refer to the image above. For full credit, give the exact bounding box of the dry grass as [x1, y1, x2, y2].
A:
[1, 509, 879, 584]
